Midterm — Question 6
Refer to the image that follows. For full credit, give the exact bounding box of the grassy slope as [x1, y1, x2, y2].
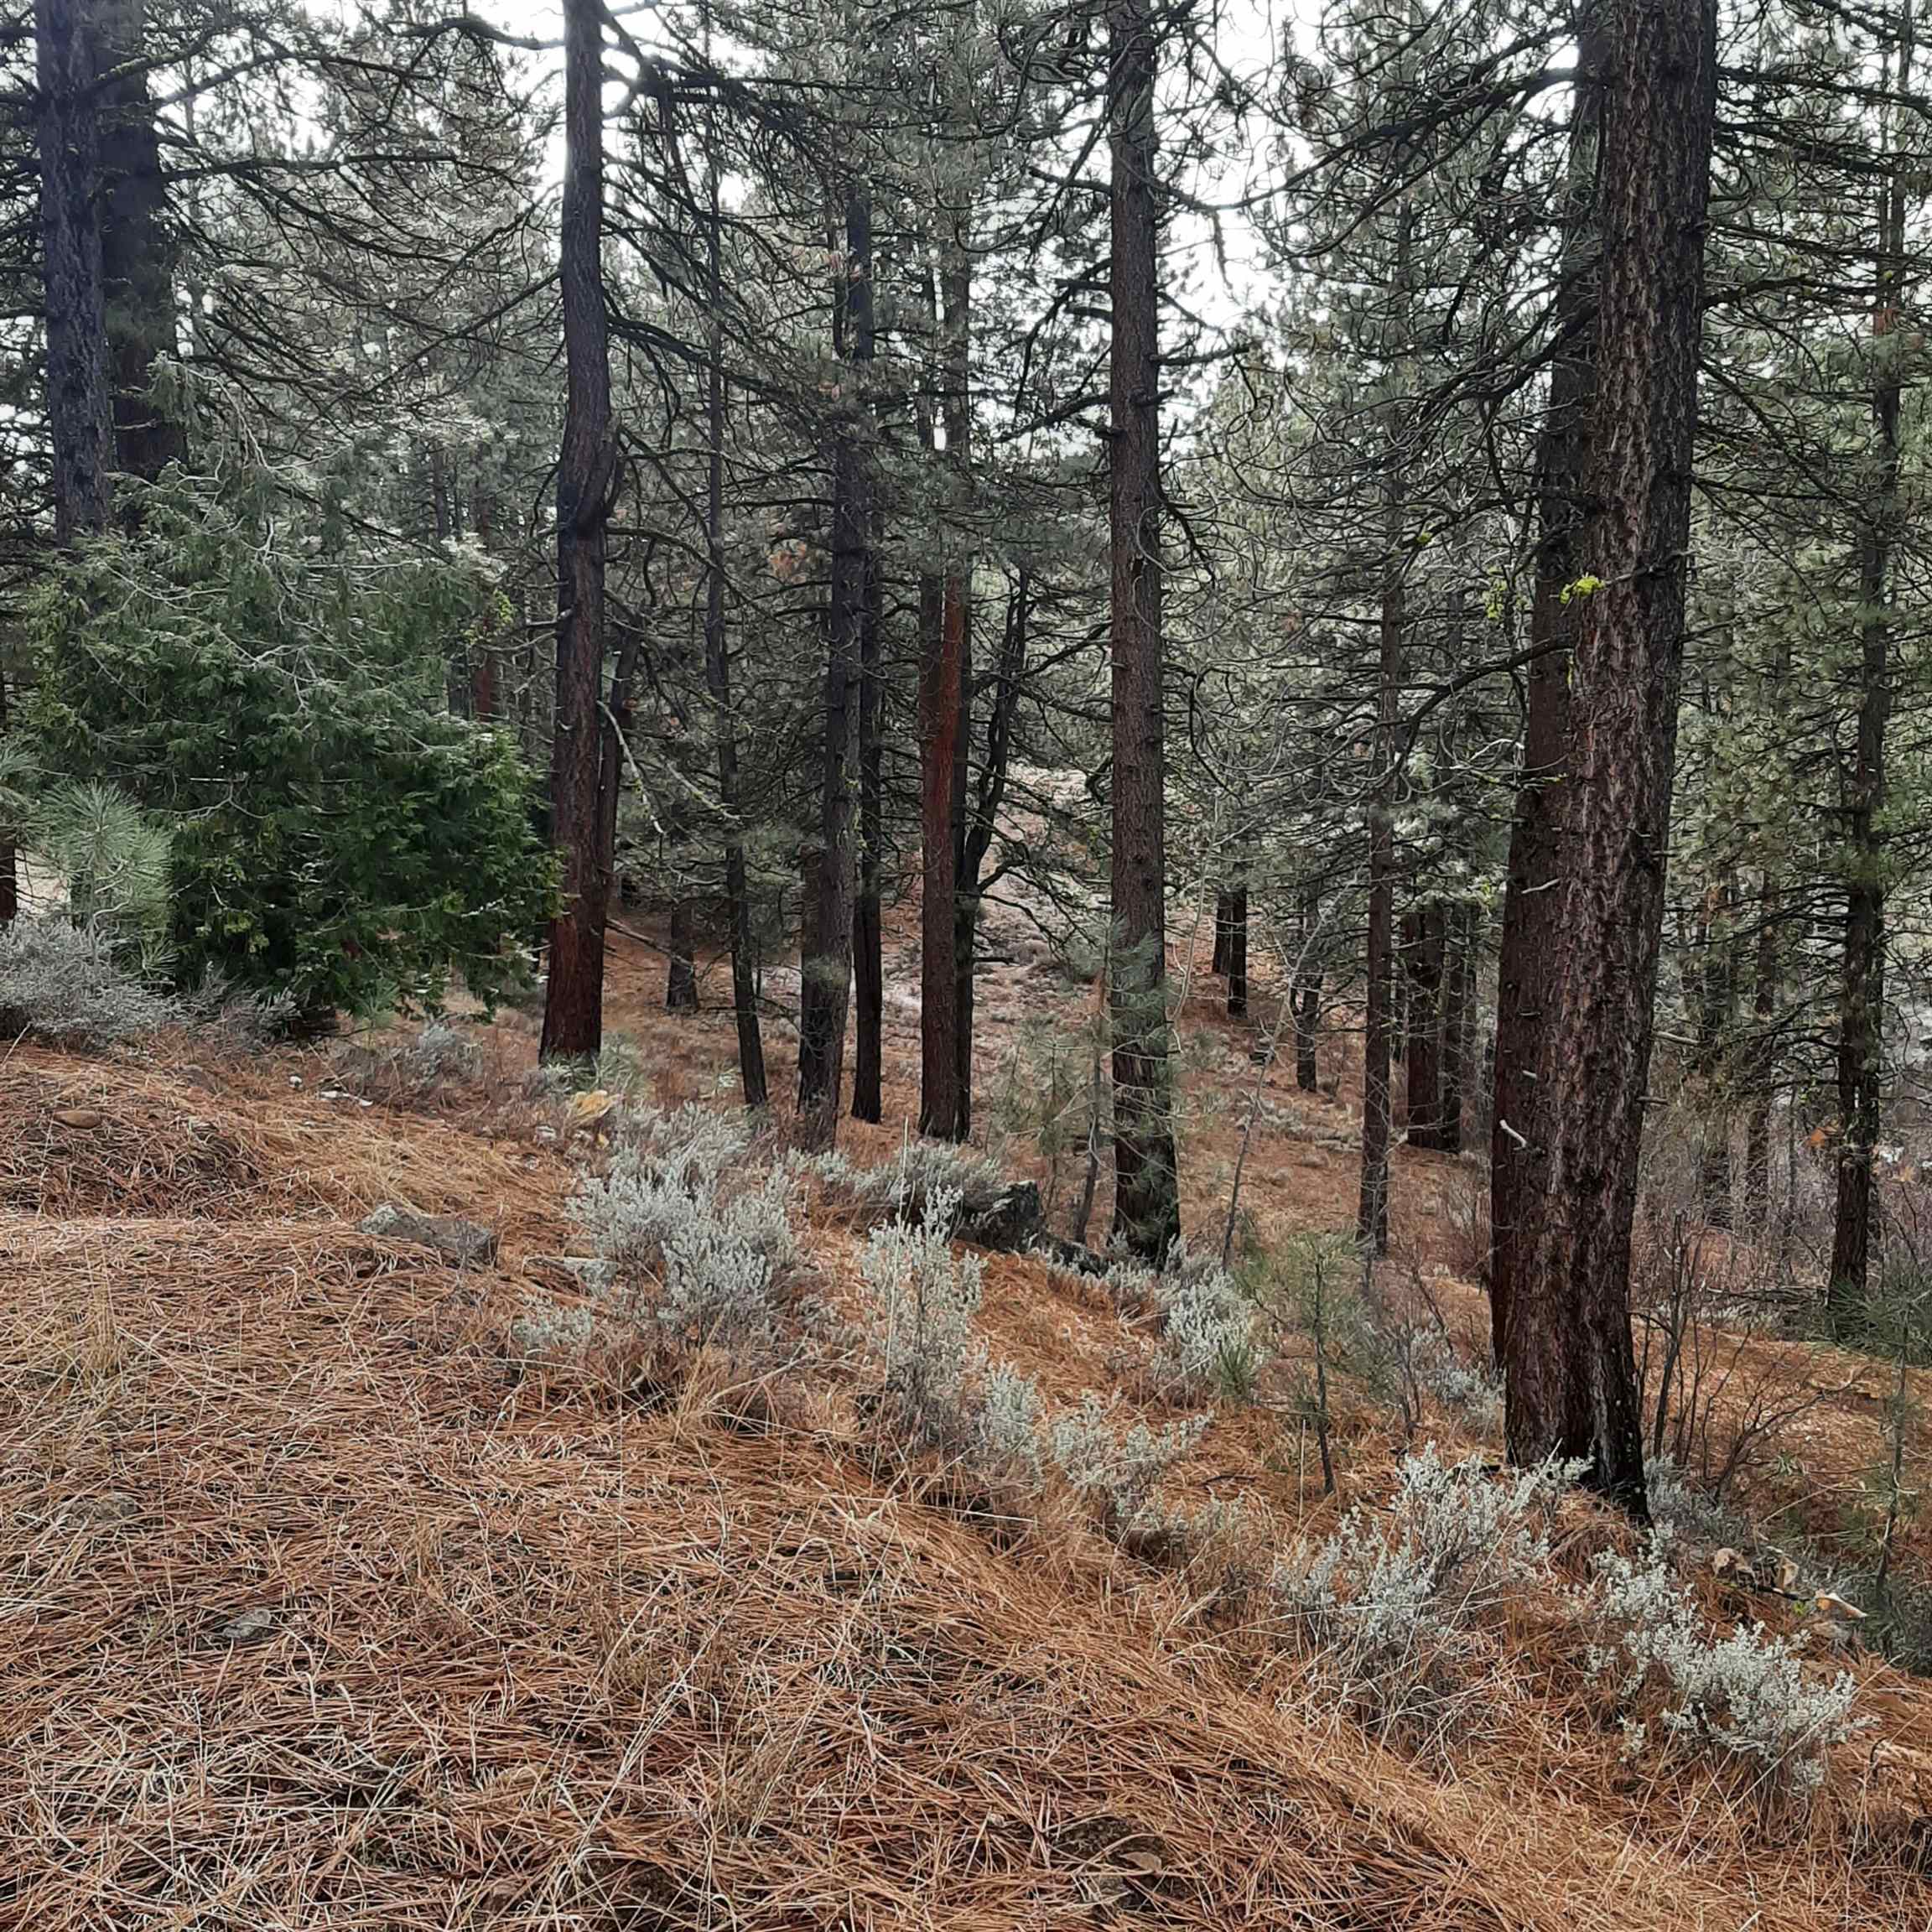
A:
[4, 931, 1932, 1928]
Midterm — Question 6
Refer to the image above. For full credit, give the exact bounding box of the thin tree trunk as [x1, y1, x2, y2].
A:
[1107, 0, 1181, 1259]
[796, 184, 874, 1145]
[1489, 17, 1606, 1363]
[666, 896, 699, 1009]
[1403, 903, 1446, 1147]
[917, 567, 959, 1136]
[1829, 0, 1912, 1332]
[1226, 880, 1248, 1019]
[951, 590, 974, 1132]
[540, 0, 618, 1062]
[701, 127, 767, 1109]
[1438, 902, 1472, 1154]
[919, 246, 972, 1139]
[0, 667, 17, 924]
[1212, 891, 1232, 977]
[1508, 0, 1717, 1516]
[1745, 884, 1777, 1231]
[958, 568, 1029, 1139]
[1293, 890, 1321, 1092]
[1358, 205, 1411, 1254]
[852, 528, 884, 1122]
[35, 0, 114, 542]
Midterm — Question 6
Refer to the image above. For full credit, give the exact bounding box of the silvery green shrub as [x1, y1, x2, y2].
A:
[1274, 1446, 1576, 1739]
[1589, 1544, 1858, 1801]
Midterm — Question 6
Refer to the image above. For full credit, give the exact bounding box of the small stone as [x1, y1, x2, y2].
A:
[359, 1205, 499, 1269]
[50, 1107, 104, 1131]
[219, 1605, 277, 1645]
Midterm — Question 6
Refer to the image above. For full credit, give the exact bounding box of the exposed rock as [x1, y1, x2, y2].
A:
[359, 1205, 499, 1269]
[1033, 1233, 1109, 1276]
[958, 1181, 1045, 1251]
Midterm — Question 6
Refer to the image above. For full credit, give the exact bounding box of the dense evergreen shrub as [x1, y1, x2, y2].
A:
[27, 476, 551, 1017]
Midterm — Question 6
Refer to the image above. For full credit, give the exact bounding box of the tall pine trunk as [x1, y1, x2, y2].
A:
[99, 0, 184, 489]
[1107, 0, 1181, 1259]
[1225, 879, 1248, 1019]
[796, 184, 874, 1145]
[540, 0, 618, 1062]
[1358, 205, 1410, 1255]
[1507, 0, 1717, 1514]
[1488, 18, 1605, 1363]
[1438, 903, 1472, 1154]
[958, 569, 1029, 1136]
[1293, 890, 1322, 1092]
[852, 528, 884, 1122]
[920, 246, 972, 1139]
[1828, 0, 1912, 1332]
[702, 106, 767, 1109]
[36, 0, 114, 543]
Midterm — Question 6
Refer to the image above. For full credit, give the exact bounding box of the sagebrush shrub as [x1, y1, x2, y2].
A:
[1414, 1336, 1504, 1430]
[1589, 1545, 1859, 1801]
[0, 916, 176, 1047]
[1048, 1390, 1207, 1535]
[1275, 1446, 1576, 1741]
[796, 1141, 1010, 1231]
[336, 1018, 485, 1099]
[973, 1358, 1046, 1479]
[858, 1187, 987, 1446]
[569, 1104, 795, 1349]
[1153, 1260, 1265, 1401]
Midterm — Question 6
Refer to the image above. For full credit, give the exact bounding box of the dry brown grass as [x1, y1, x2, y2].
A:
[5, 934, 1932, 1928]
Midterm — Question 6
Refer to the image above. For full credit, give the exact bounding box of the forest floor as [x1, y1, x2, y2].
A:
[7, 897, 1932, 1929]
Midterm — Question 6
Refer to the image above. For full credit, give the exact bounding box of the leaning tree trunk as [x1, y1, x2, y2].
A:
[1507, 0, 1717, 1517]
[796, 184, 874, 1146]
[35, 0, 114, 543]
[1829, 0, 1912, 1333]
[1489, 15, 1606, 1363]
[98, 0, 184, 489]
[1106, 0, 1181, 1260]
[540, 0, 619, 1062]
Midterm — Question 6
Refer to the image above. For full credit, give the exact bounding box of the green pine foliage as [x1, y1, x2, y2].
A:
[26, 475, 553, 1019]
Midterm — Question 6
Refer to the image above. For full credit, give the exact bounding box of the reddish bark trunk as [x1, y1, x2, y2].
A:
[540, 0, 618, 1062]
[1507, 0, 1717, 1516]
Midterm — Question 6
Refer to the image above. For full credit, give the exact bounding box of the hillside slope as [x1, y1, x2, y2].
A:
[4, 1010, 1931, 1930]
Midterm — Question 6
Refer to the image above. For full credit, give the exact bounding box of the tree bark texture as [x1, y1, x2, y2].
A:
[1107, 0, 1181, 1260]
[541, 0, 618, 1062]
[796, 184, 873, 1145]
[1489, 15, 1606, 1361]
[1505, 0, 1717, 1516]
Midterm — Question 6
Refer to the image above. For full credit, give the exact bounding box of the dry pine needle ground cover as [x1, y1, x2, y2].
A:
[4, 985, 1932, 1929]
